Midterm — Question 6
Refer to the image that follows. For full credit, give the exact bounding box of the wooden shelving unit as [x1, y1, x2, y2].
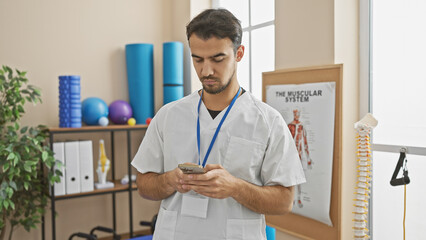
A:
[43, 125, 148, 240]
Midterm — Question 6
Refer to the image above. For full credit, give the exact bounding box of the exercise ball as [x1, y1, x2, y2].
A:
[109, 100, 133, 124]
[98, 116, 109, 126]
[82, 97, 109, 125]
[127, 118, 136, 126]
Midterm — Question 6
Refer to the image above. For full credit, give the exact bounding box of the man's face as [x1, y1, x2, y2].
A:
[189, 34, 243, 94]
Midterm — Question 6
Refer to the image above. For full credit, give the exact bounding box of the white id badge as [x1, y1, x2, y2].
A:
[181, 193, 209, 218]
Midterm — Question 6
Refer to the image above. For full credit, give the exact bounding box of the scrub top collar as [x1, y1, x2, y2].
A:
[194, 89, 248, 129]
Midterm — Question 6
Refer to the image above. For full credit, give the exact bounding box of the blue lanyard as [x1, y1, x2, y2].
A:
[197, 87, 241, 167]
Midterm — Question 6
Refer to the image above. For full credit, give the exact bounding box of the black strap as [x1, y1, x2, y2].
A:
[390, 151, 410, 186]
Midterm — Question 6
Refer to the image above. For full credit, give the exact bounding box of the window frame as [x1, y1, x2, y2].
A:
[359, 0, 426, 238]
[212, 0, 275, 95]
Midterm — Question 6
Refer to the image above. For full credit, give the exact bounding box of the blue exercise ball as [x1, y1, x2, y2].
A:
[82, 97, 109, 125]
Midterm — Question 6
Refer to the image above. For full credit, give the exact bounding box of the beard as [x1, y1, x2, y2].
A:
[201, 69, 235, 95]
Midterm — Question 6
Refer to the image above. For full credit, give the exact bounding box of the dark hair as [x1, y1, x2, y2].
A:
[186, 8, 242, 53]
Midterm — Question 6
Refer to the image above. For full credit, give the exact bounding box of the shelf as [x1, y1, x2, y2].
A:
[45, 124, 144, 240]
[49, 124, 148, 134]
[54, 180, 138, 201]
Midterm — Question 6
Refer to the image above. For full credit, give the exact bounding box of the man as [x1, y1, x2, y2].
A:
[131, 9, 305, 240]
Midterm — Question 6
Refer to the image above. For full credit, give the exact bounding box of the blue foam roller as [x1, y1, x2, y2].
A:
[70, 108, 82, 117]
[125, 43, 154, 124]
[163, 42, 183, 85]
[69, 75, 80, 81]
[70, 85, 80, 94]
[70, 118, 82, 123]
[70, 122, 82, 128]
[58, 75, 81, 128]
[164, 86, 184, 105]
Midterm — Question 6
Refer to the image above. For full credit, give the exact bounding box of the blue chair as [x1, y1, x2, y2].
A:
[266, 225, 276, 240]
[127, 236, 152, 240]
[128, 223, 276, 240]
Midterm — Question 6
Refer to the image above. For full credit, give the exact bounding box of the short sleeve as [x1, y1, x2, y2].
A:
[261, 115, 306, 187]
[131, 114, 165, 174]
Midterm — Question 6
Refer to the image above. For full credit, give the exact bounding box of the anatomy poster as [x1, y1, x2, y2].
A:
[266, 82, 335, 226]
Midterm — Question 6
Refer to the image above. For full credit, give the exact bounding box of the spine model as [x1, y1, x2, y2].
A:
[353, 114, 378, 240]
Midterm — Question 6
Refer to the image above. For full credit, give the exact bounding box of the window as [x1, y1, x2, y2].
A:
[212, 0, 275, 99]
[360, 0, 426, 239]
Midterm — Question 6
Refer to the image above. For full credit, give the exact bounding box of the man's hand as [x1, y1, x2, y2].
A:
[180, 164, 240, 199]
[179, 163, 294, 215]
[136, 165, 192, 201]
[165, 166, 192, 194]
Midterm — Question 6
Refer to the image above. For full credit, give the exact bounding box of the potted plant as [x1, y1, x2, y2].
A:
[0, 66, 61, 240]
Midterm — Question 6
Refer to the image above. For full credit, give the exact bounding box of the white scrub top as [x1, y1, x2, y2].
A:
[132, 90, 306, 240]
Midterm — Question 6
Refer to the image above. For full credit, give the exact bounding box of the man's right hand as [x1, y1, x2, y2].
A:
[165, 167, 192, 194]
[136, 164, 197, 201]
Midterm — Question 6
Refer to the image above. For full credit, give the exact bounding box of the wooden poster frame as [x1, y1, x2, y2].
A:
[262, 64, 342, 240]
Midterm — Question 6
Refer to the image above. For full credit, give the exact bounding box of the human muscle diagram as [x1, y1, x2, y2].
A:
[288, 109, 313, 170]
[266, 82, 336, 226]
[288, 109, 313, 208]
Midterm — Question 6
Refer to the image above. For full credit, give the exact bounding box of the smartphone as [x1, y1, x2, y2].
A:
[178, 164, 206, 174]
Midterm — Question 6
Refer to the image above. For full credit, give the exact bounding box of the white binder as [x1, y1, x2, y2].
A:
[52, 142, 66, 196]
[79, 140, 94, 192]
[64, 141, 80, 194]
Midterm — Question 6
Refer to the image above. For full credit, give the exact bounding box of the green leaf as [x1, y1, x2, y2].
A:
[9, 201, 15, 210]
[32, 87, 41, 96]
[20, 126, 28, 133]
[24, 182, 29, 190]
[42, 151, 48, 161]
[9, 181, 17, 191]
[4, 200, 9, 209]
[0, 191, 5, 200]
[17, 104, 25, 113]
[1, 181, 8, 190]
[24, 162, 32, 172]
[7, 152, 15, 160]
[6, 187, 13, 198]
[2, 162, 10, 172]
[5, 66, 12, 78]
[18, 70, 26, 77]
[45, 160, 52, 168]
[55, 169, 63, 176]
